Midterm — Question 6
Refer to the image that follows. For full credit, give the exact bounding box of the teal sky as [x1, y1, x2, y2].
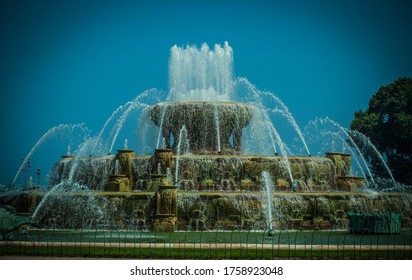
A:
[1, 0, 411, 186]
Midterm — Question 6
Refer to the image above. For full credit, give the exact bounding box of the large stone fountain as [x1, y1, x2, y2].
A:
[2, 42, 411, 232]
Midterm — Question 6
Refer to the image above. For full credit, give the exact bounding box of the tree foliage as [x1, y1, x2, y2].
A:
[350, 77, 412, 186]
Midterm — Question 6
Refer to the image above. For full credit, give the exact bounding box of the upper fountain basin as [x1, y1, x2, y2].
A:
[149, 101, 254, 154]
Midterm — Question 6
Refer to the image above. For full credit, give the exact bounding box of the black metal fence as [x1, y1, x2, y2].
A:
[1, 225, 411, 259]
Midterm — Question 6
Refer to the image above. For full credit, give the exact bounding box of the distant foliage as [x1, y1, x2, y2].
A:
[350, 77, 412, 185]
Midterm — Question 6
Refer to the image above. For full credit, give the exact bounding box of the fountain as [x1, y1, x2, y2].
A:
[1, 42, 411, 233]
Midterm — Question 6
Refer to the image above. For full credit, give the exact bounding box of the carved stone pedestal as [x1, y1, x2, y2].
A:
[106, 175, 131, 192]
[153, 185, 178, 232]
[152, 148, 173, 174]
[336, 176, 365, 192]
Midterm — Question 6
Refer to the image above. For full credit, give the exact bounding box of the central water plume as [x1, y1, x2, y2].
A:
[168, 42, 233, 102]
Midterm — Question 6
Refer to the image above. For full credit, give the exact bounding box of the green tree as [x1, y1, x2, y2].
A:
[350, 77, 412, 186]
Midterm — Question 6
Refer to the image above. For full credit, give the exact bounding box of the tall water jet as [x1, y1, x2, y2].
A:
[262, 171, 274, 229]
[168, 42, 233, 102]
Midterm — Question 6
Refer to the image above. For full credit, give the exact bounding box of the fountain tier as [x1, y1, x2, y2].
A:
[149, 102, 253, 154]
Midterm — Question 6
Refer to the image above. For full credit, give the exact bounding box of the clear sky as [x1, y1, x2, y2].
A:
[1, 0, 411, 187]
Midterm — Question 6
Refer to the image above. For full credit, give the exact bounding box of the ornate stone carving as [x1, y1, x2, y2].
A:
[151, 148, 173, 175]
[153, 185, 178, 232]
[105, 149, 135, 191]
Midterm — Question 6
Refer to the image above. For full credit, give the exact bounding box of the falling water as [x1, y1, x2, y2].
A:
[213, 105, 221, 152]
[235, 77, 311, 156]
[33, 138, 113, 220]
[264, 118, 278, 155]
[264, 114, 293, 183]
[114, 160, 120, 175]
[32, 181, 108, 223]
[157, 163, 161, 174]
[166, 167, 172, 185]
[351, 130, 397, 187]
[32, 182, 61, 219]
[155, 104, 168, 149]
[262, 171, 274, 228]
[320, 117, 376, 186]
[67, 137, 98, 182]
[12, 123, 88, 186]
[108, 99, 146, 153]
[335, 133, 370, 187]
[90, 101, 132, 155]
[304, 118, 371, 186]
[175, 126, 188, 184]
[269, 93, 311, 156]
[108, 89, 160, 154]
